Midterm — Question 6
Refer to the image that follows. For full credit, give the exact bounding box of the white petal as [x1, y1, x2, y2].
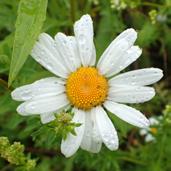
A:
[31, 33, 69, 78]
[90, 43, 96, 66]
[108, 85, 155, 103]
[97, 28, 137, 75]
[145, 134, 155, 142]
[89, 109, 103, 153]
[95, 106, 118, 150]
[158, 116, 163, 120]
[80, 112, 92, 150]
[106, 46, 142, 77]
[40, 113, 56, 124]
[17, 93, 69, 115]
[139, 128, 148, 136]
[81, 109, 102, 153]
[97, 39, 129, 75]
[109, 68, 163, 86]
[17, 103, 70, 117]
[54, 33, 81, 72]
[112, 28, 137, 46]
[68, 36, 82, 68]
[61, 109, 85, 157]
[74, 14, 96, 66]
[11, 77, 65, 101]
[149, 117, 159, 125]
[104, 101, 150, 128]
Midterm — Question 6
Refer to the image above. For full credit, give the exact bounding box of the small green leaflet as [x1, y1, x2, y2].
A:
[8, 0, 48, 86]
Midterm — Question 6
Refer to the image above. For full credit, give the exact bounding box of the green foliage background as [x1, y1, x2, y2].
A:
[0, 0, 171, 170]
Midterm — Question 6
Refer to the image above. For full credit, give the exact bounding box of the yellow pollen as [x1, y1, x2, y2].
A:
[150, 127, 157, 134]
[66, 67, 108, 110]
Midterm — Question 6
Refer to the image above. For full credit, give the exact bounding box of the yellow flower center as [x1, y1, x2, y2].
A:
[150, 127, 157, 134]
[66, 67, 108, 110]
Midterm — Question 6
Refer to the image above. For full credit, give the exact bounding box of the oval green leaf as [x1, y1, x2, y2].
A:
[8, 0, 48, 86]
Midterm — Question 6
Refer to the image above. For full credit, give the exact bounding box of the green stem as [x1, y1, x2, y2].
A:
[0, 79, 10, 90]
[141, 2, 171, 8]
[70, 0, 76, 23]
[118, 156, 146, 165]
[156, 133, 167, 167]
[64, 155, 76, 171]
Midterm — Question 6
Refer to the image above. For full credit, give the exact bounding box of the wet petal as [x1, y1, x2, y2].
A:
[108, 85, 155, 103]
[109, 68, 163, 86]
[106, 46, 142, 77]
[74, 14, 96, 66]
[97, 28, 137, 76]
[31, 33, 69, 78]
[81, 109, 102, 153]
[95, 106, 118, 150]
[61, 109, 85, 157]
[104, 101, 150, 128]
[11, 77, 65, 101]
[55, 33, 81, 72]
[17, 93, 69, 115]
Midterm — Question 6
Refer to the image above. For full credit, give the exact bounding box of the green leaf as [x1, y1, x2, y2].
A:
[8, 0, 48, 86]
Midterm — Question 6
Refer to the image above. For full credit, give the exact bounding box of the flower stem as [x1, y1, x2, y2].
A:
[141, 2, 171, 8]
[118, 156, 146, 165]
[70, 0, 76, 23]
[0, 79, 10, 90]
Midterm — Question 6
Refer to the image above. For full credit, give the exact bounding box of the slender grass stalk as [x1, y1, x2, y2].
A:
[70, 0, 76, 23]
[141, 2, 171, 8]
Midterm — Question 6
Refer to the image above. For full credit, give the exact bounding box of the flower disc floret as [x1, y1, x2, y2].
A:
[66, 67, 108, 110]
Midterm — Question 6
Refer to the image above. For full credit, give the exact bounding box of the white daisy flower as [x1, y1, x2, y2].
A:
[139, 116, 163, 142]
[11, 14, 163, 157]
